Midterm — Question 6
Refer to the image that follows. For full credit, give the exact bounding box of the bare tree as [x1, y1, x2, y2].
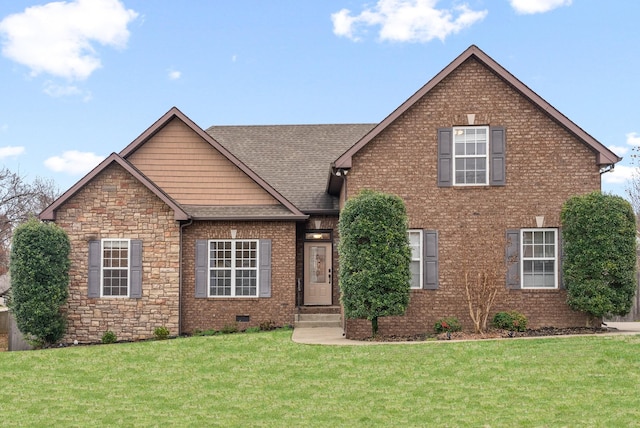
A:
[457, 224, 507, 334]
[0, 167, 59, 274]
[625, 148, 640, 217]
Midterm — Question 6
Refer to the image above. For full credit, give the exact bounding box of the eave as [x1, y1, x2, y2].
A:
[333, 45, 621, 170]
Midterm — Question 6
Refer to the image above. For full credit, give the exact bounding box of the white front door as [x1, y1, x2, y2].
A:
[304, 242, 332, 305]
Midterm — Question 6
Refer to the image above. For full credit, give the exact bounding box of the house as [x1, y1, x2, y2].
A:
[40, 45, 620, 342]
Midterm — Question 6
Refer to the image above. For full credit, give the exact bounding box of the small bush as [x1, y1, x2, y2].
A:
[153, 326, 170, 340]
[193, 329, 218, 337]
[259, 320, 276, 331]
[220, 324, 238, 334]
[101, 330, 117, 344]
[434, 317, 462, 334]
[244, 326, 261, 333]
[492, 311, 527, 332]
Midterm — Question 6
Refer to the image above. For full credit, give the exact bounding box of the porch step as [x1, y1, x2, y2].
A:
[294, 313, 342, 328]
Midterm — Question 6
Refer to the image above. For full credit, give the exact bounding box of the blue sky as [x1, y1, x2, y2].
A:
[0, 0, 638, 197]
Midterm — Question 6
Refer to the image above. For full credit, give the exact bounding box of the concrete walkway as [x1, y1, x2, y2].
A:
[291, 322, 640, 345]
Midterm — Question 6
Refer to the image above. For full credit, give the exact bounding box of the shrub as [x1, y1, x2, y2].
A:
[220, 324, 238, 334]
[259, 320, 276, 331]
[8, 218, 70, 347]
[244, 326, 261, 333]
[561, 192, 636, 322]
[434, 317, 462, 334]
[492, 311, 527, 332]
[193, 329, 218, 337]
[101, 330, 117, 344]
[339, 189, 411, 336]
[153, 326, 170, 340]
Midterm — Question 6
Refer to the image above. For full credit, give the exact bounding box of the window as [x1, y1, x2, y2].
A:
[437, 126, 505, 187]
[209, 240, 259, 297]
[101, 239, 130, 297]
[521, 229, 557, 289]
[453, 126, 488, 185]
[408, 230, 423, 289]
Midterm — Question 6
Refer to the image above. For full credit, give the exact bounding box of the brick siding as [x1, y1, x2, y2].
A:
[181, 220, 297, 333]
[344, 58, 598, 339]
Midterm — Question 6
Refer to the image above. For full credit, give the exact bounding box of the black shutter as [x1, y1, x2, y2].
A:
[437, 128, 453, 187]
[88, 240, 101, 298]
[506, 229, 520, 289]
[423, 230, 438, 289]
[490, 127, 506, 186]
[195, 240, 207, 298]
[259, 239, 272, 298]
[129, 240, 143, 298]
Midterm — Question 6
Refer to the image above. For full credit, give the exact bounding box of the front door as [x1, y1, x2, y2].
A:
[304, 242, 332, 305]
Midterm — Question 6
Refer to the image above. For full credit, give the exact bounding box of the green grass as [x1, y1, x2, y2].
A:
[1, 330, 639, 427]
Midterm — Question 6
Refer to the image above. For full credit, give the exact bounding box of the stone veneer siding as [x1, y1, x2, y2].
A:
[53, 164, 181, 343]
[181, 220, 296, 333]
[344, 58, 600, 339]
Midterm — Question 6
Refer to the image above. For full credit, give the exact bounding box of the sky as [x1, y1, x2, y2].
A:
[0, 0, 638, 199]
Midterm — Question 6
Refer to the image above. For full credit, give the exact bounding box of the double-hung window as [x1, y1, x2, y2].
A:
[101, 239, 130, 297]
[209, 240, 259, 297]
[521, 229, 557, 288]
[453, 126, 488, 185]
[408, 230, 423, 289]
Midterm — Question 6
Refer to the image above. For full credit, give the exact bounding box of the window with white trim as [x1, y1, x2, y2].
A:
[209, 240, 259, 297]
[453, 126, 488, 185]
[521, 229, 557, 289]
[101, 239, 130, 297]
[408, 230, 422, 289]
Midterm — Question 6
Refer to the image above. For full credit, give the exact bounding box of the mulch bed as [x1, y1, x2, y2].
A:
[368, 326, 610, 342]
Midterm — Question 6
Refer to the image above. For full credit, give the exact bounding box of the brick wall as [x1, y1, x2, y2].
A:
[54, 163, 181, 343]
[181, 220, 297, 333]
[344, 58, 599, 339]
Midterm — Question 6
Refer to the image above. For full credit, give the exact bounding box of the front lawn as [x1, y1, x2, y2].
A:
[1, 329, 639, 427]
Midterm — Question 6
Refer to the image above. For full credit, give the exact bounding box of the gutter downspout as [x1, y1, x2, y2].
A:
[179, 219, 193, 336]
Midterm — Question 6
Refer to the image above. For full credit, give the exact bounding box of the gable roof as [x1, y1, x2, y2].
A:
[119, 107, 307, 220]
[207, 123, 375, 212]
[333, 45, 621, 170]
[39, 153, 190, 221]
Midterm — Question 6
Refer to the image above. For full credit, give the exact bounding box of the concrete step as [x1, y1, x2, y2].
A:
[294, 313, 342, 328]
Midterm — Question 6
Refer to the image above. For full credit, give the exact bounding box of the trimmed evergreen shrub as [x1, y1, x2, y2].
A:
[8, 218, 70, 347]
[339, 189, 411, 336]
[561, 192, 637, 321]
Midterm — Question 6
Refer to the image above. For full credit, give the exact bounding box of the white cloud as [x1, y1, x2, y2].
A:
[44, 150, 104, 175]
[331, 0, 487, 43]
[510, 0, 572, 15]
[626, 132, 640, 146]
[608, 145, 629, 156]
[0, 0, 138, 81]
[602, 165, 636, 185]
[0, 146, 25, 159]
[43, 81, 93, 101]
[168, 69, 181, 80]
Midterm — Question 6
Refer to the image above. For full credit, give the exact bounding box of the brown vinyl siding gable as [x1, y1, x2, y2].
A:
[127, 118, 280, 206]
